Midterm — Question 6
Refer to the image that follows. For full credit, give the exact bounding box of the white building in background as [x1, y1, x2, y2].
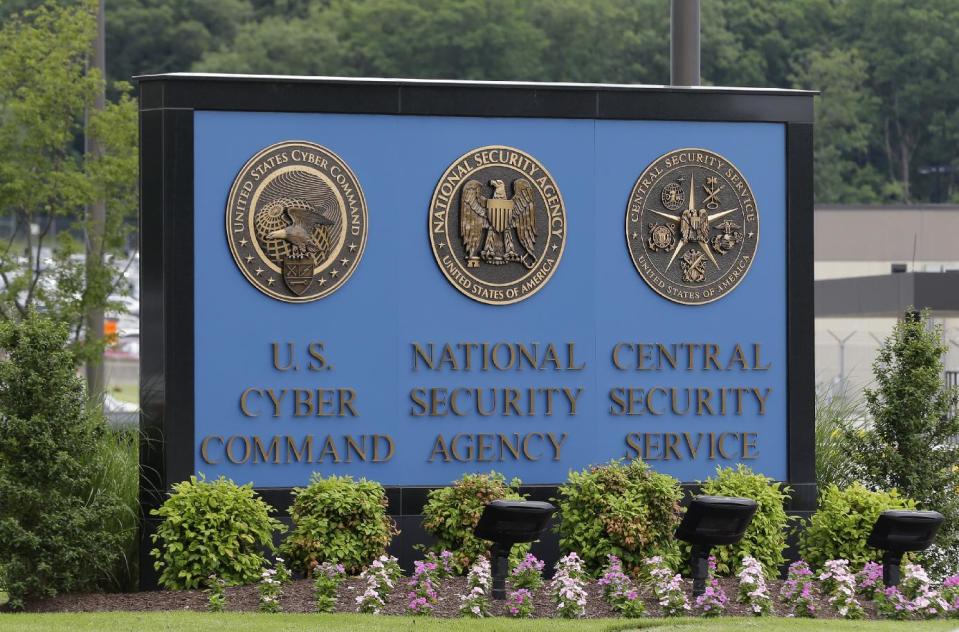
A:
[814, 204, 959, 392]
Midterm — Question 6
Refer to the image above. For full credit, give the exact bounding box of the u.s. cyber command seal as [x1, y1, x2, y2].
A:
[429, 146, 567, 305]
[226, 140, 368, 302]
[625, 148, 759, 305]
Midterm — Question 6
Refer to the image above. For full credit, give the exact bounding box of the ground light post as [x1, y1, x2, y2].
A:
[474, 500, 557, 599]
[867, 509, 944, 587]
[675, 496, 758, 596]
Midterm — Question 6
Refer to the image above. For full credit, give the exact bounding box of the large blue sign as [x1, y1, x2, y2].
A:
[193, 111, 786, 487]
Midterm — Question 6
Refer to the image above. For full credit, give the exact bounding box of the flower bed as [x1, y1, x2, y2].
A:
[22, 571, 958, 619]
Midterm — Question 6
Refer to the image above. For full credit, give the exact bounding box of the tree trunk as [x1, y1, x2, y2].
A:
[84, 0, 106, 403]
[899, 136, 912, 203]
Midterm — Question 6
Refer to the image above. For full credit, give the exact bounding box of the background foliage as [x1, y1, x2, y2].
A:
[8, 0, 946, 204]
[0, 314, 127, 608]
[798, 483, 915, 571]
[554, 459, 683, 574]
[687, 465, 791, 577]
[280, 474, 397, 576]
[0, 1, 137, 362]
[421, 471, 528, 574]
[150, 476, 285, 590]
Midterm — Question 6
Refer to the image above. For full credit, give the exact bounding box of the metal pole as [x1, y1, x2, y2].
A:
[670, 0, 700, 86]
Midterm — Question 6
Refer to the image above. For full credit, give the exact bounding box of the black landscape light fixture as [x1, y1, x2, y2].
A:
[674, 495, 758, 597]
[867, 509, 944, 587]
[474, 499, 557, 599]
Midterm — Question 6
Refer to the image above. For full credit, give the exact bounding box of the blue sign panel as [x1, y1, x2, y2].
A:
[194, 111, 786, 487]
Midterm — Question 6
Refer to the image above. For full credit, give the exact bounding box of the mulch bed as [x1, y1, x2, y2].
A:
[25, 576, 883, 619]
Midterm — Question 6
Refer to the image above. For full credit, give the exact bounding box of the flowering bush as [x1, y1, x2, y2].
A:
[645, 555, 690, 617]
[511, 553, 546, 590]
[856, 561, 884, 600]
[736, 556, 771, 615]
[373, 555, 403, 590]
[694, 556, 728, 617]
[312, 561, 345, 613]
[356, 574, 386, 614]
[507, 588, 534, 618]
[405, 559, 439, 615]
[258, 557, 291, 613]
[876, 586, 912, 620]
[900, 563, 949, 619]
[424, 550, 455, 579]
[458, 556, 492, 617]
[355, 555, 401, 614]
[942, 574, 959, 615]
[206, 574, 226, 612]
[617, 589, 647, 618]
[550, 552, 588, 618]
[598, 555, 631, 601]
[598, 555, 645, 617]
[819, 559, 863, 619]
[779, 560, 817, 617]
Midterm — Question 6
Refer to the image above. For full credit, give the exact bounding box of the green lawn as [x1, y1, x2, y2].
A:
[108, 383, 138, 404]
[0, 613, 956, 632]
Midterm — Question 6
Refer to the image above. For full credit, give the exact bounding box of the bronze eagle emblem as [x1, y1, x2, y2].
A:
[460, 178, 537, 269]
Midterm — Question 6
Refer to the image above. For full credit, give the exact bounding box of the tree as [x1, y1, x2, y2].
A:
[791, 48, 894, 203]
[198, 0, 551, 81]
[106, 0, 252, 84]
[0, 1, 137, 369]
[852, 310, 959, 576]
[842, 0, 959, 202]
[0, 314, 127, 608]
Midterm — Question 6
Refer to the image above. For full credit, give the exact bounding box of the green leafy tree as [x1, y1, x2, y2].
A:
[0, 314, 127, 608]
[851, 310, 959, 576]
[0, 1, 138, 368]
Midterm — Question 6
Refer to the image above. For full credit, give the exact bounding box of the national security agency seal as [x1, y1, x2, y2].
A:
[429, 146, 567, 305]
[226, 141, 368, 302]
[625, 148, 759, 305]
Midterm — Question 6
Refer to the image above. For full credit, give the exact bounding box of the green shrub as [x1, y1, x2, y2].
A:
[150, 475, 284, 589]
[686, 465, 791, 577]
[421, 472, 527, 574]
[799, 483, 916, 570]
[554, 459, 683, 574]
[280, 474, 397, 575]
[0, 314, 128, 608]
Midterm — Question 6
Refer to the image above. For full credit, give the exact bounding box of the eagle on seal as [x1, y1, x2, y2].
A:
[256, 197, 334, 262]
[460, 179, 537, 269]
